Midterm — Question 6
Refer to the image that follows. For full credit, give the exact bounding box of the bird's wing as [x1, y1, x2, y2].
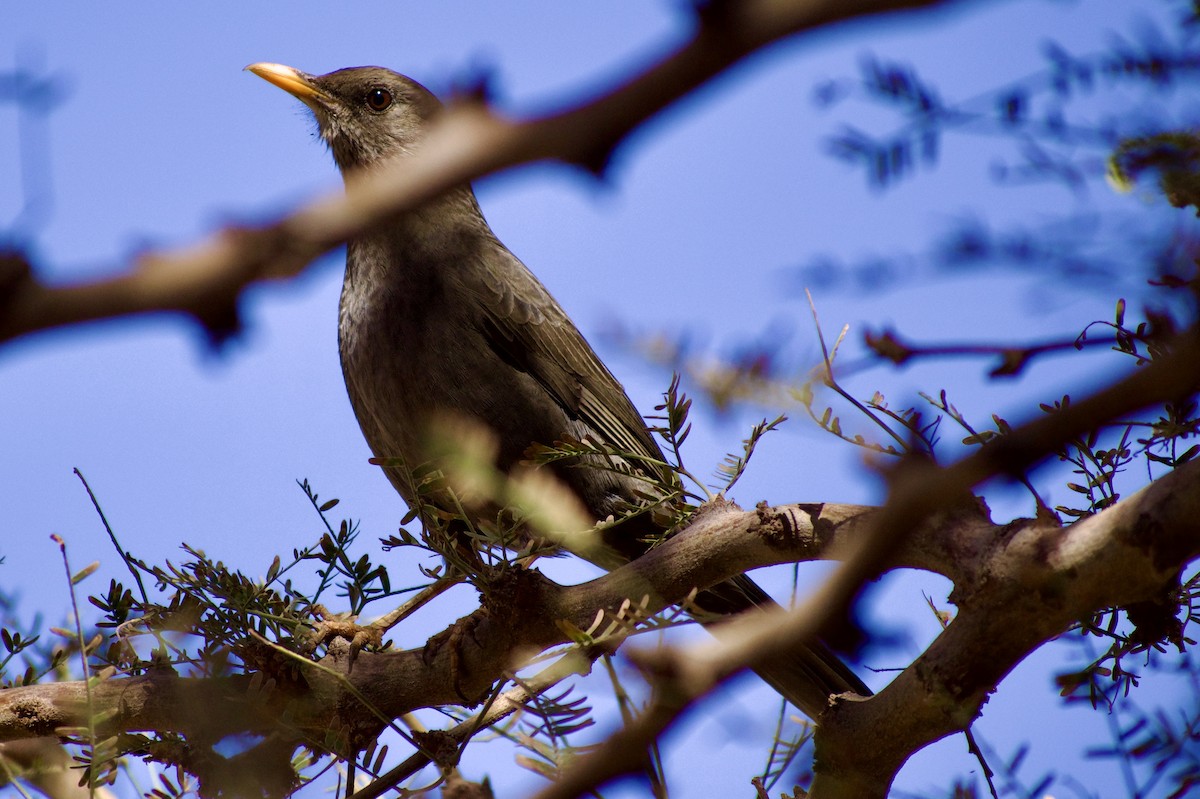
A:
[460, 247, 667, 469]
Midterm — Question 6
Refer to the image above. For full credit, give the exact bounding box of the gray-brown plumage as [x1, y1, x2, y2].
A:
[248, 62, 869, 719]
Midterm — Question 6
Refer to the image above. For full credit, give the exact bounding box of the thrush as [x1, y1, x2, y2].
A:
[247, 62, 869, 719]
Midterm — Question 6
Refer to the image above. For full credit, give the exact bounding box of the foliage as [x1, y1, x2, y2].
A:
[795, 7, 1200, 295]
[5, 3, 1200, 799]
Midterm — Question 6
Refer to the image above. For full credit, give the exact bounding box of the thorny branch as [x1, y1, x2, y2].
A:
[0, 0, 960, 347]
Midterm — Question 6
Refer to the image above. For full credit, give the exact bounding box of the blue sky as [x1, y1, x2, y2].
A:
[1, 1, 1191, 797]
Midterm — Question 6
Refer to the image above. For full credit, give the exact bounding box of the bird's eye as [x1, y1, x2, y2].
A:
[365, 87, 393, 112]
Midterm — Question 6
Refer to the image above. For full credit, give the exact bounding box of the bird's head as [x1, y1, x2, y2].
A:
[246, 63, 441, 172]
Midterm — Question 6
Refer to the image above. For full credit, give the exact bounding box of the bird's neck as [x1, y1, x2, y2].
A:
[346, 185, 490, 283]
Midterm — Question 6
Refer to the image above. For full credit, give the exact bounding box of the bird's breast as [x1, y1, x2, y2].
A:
[337, 235, 575, 492]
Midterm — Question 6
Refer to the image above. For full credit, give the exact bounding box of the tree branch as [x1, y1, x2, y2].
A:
[0, 0, 963, 347]
[518, 457, 1200, 799]
[0, 498, 886, 747]
[3, 438, 1197, 796]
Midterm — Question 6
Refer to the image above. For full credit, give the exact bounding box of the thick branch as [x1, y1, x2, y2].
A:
[0, 499, 877, 745]
[813, 454, 1200, 797]
[2, 447, 1197, 799]
[526, 457, 1200, 799]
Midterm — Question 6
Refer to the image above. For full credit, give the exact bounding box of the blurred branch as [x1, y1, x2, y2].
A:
[864, 326, 1111, 377]
[0, 0, 964, 347]
[790, 213, 1200, 298]
[821, 31, 1200, 189]
[0, 737, 115, 799]
[0, 55, 68, 241]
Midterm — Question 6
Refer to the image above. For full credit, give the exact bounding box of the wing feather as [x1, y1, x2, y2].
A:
[460, 246, 665, 469]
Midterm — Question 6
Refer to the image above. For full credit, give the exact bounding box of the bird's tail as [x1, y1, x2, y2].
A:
[692, 574, 871, 721]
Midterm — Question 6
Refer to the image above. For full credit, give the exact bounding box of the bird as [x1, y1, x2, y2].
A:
[246, 62, 869, 720]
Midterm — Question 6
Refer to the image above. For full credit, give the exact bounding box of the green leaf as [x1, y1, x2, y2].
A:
[72, 561, 100, 585]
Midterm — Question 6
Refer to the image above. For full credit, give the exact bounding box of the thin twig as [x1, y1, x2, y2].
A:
[74, 469, 148, 604]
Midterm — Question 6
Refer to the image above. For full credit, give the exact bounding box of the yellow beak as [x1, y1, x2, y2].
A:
[244, 62, 333, 111]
